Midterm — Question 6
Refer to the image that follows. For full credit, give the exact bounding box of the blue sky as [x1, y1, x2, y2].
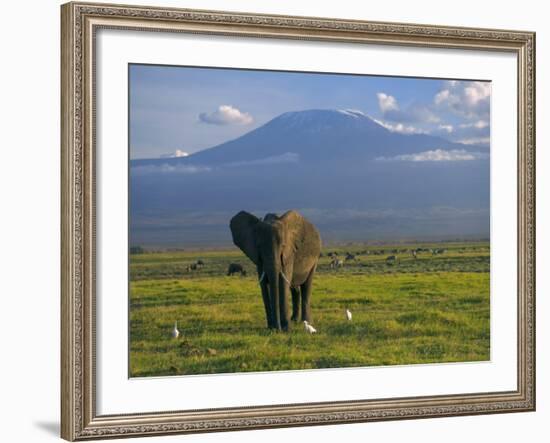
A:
[129, 64, 490, 159]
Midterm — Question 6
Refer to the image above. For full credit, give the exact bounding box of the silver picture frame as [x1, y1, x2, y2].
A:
[61, 2, 535, 440]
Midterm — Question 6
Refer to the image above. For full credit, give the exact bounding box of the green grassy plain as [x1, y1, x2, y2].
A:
[129, 242, 490, 377]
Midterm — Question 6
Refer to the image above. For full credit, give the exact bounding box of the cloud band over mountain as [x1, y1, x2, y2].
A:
[376, 149, 489, 162]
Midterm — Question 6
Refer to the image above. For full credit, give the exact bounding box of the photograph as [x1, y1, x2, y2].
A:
[128, 65, 491, 377]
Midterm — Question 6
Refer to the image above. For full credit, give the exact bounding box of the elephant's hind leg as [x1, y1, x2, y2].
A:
[291, 287, 301, 321]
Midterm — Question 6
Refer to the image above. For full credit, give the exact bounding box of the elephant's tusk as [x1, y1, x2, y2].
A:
[280, 271, 291, 286]
[258, 271, 266, 283]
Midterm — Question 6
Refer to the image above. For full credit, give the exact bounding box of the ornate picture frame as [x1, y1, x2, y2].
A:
[61, 2, 535, 440]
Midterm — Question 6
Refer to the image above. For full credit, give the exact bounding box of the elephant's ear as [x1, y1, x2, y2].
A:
[230, 211, 260, 265]
[280, 210, 303, 264]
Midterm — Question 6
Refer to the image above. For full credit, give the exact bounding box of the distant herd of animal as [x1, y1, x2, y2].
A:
[324, 247, 446, 267]
[184, 246, 448, 275]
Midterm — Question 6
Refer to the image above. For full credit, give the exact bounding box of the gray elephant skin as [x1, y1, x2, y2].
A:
[230, 210, 322, 331]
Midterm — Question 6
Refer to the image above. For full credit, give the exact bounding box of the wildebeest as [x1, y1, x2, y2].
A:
[186, 259, 205, 272]
[345, 253, 357, 262]
[386, 255, 399, 265]
[227, 263, 247, 276]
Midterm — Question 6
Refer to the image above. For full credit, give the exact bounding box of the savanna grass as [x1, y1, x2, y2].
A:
[129, 242, 490, 376]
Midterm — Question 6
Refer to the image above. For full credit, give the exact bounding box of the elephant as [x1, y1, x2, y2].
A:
[230, 210, 322, 331]
[227, 263, 247, 276]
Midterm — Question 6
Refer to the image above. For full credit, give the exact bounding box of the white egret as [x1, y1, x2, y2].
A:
[303, 321, 317, 334]
[345, 308, 352, 321]
[171, 321, 180, 339]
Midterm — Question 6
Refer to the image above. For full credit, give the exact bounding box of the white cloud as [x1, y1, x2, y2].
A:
[464, 82, 491, 106]
[373, 82, 490, 145]
[459, 120, 489, 129]
[377, 92, 440, 124]
[131, 164, 211, 175]
[438, 124, 454, 133]
[433, 81, 491, 119]
[456, 137, 491, 146]
[373, 118, 426, 134]
[376, 93, 399, 113]
[199, 105, 253, 125]
[423, 113, 441, 124]
[160, 149, 189, 158]
[376, 148, 489, 162]
[131, 153, 299, 176]
[227, 152, 299, 167]
[449, 120, 490, 146]
[434, 89, 452, 105]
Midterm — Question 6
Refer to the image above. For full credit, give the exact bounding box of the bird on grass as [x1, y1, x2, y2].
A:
[171, 321, 180, 339]
[303, 321, 317, 334]
[345, 308, 352, 321]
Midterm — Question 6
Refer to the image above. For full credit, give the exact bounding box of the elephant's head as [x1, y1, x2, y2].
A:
[230, 210, 321, 331]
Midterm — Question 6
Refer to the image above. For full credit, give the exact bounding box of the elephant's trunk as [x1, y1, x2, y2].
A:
[279, 271, 291, 331]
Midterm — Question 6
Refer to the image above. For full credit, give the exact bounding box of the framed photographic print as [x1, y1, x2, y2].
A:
[61, 2, 536, 440]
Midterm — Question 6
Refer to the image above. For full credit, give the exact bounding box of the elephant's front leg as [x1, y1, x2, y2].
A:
[279, 274, 292, 331]
[300, 268, 316, 323]
[291, 287, 301, 321]
[259, 279, 273, 329]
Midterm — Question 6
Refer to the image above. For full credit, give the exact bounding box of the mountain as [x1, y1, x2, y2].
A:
[130, 109, 490, 247]
[131, 109, 484, 167]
